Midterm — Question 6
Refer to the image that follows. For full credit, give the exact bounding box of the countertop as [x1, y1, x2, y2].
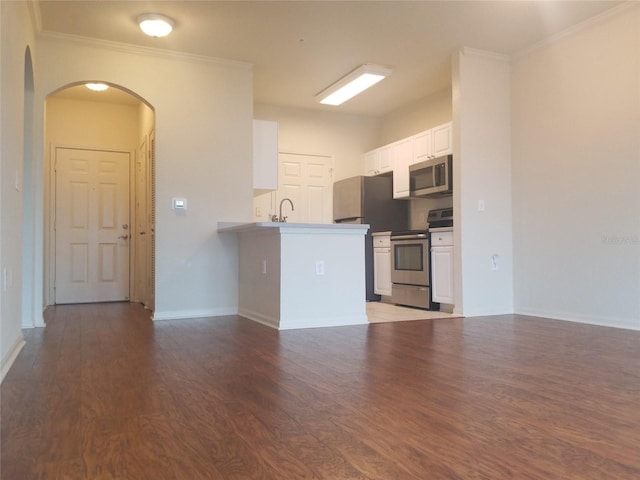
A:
[371, 231, 392, 237]
[429, 227, 454, 233]
[217, 221, 370, 234]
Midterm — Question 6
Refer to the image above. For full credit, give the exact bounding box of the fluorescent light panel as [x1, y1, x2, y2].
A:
[316, 64, 391, 106]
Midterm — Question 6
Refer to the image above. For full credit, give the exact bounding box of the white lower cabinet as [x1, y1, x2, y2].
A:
[373, 234, 392, 296]
[430, 230, 454, 304]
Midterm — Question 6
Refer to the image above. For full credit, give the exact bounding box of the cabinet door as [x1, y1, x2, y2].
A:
[392, 137, 413, 199]
[431, 246, 454, 304]
[364, 146, 393, 176]
[432, 122, 452, 158]
[363, 150, 377, 176]
[374, 247, 392, 296]
[253, 120, 279, 192]
[413, 129, 432, 163]
[378, 145, 393, 173]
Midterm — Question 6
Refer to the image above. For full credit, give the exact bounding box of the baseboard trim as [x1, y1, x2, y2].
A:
[237, 309, 368, 330]
[152, 307, 238, 321]
[237, 308, 280, 330]
[279, 314, 368, 330]
[515, 308, 640, 332]
[1, 336, 26, 383]
[459, 307, 514, 317]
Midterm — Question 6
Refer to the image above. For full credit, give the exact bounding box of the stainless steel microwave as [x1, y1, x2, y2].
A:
[409, 154, 453, 198]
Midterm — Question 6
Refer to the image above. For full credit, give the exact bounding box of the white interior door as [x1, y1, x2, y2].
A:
[278, 153, 332, 223]
[55, 148, 130, 303]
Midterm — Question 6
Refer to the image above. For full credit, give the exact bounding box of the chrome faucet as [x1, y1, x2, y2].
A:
[276, 198, 294, 223]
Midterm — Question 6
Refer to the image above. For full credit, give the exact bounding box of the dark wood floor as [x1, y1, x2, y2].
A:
[2, 303, 639, 479]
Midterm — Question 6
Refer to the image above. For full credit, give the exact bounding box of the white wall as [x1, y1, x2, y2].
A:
[511, 5, 640, 330]
[0, 0, 35, 379]
[35, 35, 253, 321]
[254, 103, 380, 182]
[46, 97, 140, 150]
[379, 87, 452, 145]
[453, 49, 514, 316]
[138, 100, 154, 141]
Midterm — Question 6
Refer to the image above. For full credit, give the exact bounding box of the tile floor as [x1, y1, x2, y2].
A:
[366, 301, 458, 324]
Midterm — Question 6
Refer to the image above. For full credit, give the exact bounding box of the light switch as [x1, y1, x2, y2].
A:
[172, 198, 187, 211]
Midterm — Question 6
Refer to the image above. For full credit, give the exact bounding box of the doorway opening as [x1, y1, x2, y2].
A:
[44, 83, 156, 313]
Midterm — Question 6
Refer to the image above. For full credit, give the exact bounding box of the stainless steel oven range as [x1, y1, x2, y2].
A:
[390, 230, 431, 309]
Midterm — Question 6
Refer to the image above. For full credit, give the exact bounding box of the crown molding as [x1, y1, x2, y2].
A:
[461, 47, 510, 63]
[38, 30, 253, 71]
[514, 1, 639, 61]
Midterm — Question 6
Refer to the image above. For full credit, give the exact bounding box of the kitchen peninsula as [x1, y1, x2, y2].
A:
[217, 222, 369, 329]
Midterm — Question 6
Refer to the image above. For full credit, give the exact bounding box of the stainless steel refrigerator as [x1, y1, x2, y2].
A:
[333, 175, 409, 301]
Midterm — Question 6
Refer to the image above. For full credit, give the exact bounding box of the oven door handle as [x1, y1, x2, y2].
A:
[391, 234, 427, 240]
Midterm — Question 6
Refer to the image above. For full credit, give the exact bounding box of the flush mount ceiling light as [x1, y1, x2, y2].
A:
[315, 64, 392, 106]
[137, 13, 175, 38]
[85, 83, 109, 92]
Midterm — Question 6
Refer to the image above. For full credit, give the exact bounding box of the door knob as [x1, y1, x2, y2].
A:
[118, 234, 129, 240]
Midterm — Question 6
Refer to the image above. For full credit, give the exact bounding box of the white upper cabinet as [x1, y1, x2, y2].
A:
[413, 121, 452, 163]
[363, 121, 453, 199]
[413, 129, 432, 162]
[253, 119, 279, 195]
[391, 137, 413, 199]
[363, 144, 393, 176]
[431, 121, 453, 158]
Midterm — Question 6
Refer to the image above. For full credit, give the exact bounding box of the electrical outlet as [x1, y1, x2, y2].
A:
[256, 206, 262, 217]
[261, 259, 267, 275]
[315, 260, 325, 276]
[478, 200, 485, 212]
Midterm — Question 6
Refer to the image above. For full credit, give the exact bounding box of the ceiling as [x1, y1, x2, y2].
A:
[38, 1, 621, 117]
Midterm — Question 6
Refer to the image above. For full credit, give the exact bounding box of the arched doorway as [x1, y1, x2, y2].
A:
[44, 82, 156, 312]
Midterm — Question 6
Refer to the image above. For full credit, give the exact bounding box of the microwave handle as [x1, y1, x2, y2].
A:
[434, 162, 444, 186]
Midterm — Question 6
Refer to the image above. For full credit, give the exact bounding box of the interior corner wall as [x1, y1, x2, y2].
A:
[253, 103, 380, 182]
[36, 36, 253, 321]
[0, 0, 35, 379]
[511, 6, 640, 330]
[453, 49, 514, 317]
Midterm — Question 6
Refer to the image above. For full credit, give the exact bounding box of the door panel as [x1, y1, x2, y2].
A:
[277, 153, 332, 224]
[55, 148, 130, 303]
